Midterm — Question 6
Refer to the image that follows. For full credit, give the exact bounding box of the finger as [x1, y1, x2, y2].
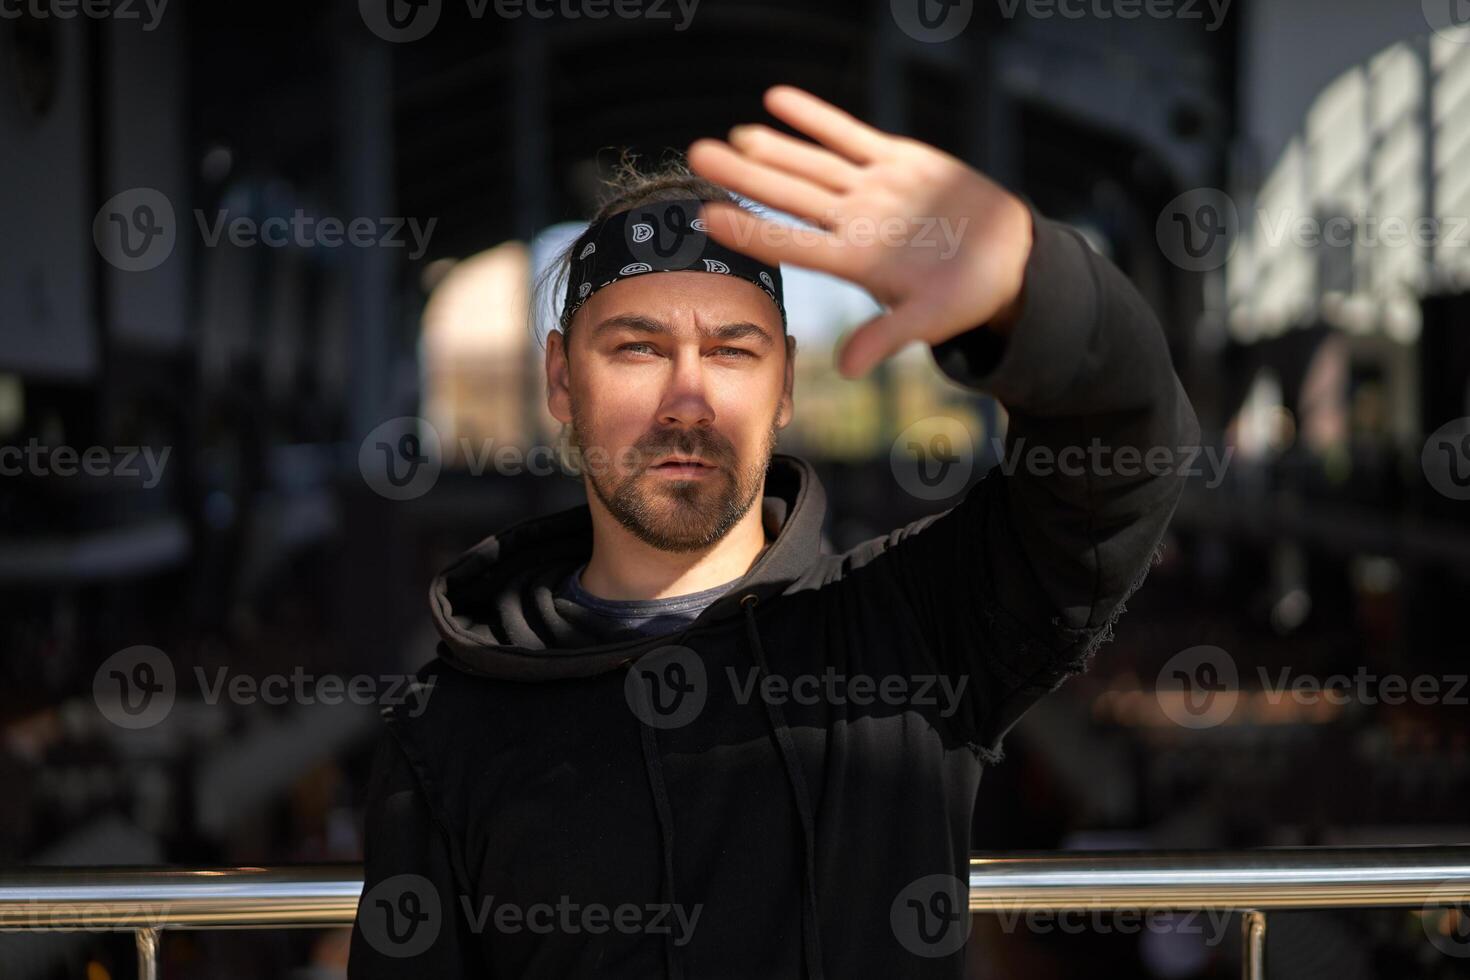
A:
[687, 138, 842, 229]
[762, 84, 893, 166]
[835, 293, 949, 379]
[697, 201, 853, 278]
[727, 123, 864, 194]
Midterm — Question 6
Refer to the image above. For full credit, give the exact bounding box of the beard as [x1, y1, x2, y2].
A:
[570, 405, 781, 553]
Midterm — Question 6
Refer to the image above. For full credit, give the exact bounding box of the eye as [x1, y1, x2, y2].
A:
[712, 346, 755, 359]
[617, 342, 658, 356]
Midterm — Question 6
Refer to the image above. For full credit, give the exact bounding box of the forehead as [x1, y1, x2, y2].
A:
[575, 270, 782, 332]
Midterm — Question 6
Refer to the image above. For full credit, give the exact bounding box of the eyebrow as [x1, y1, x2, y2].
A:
[591, 313, 775, 347]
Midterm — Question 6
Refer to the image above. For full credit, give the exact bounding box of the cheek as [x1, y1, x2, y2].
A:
[711, 383, 781, 442]
[574, 368, 655, 435]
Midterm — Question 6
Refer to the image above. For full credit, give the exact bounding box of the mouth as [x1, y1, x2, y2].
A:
[649, 454, 720, 478]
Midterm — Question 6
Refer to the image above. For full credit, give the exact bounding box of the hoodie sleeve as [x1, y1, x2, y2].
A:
[348, 726, 489, 978]
[885, 203, 1200, 762]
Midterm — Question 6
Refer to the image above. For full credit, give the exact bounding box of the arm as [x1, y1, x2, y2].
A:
[902, 204, 1199, 756]
[686, 85, 1198, 757]
[348, 727, 488, 978]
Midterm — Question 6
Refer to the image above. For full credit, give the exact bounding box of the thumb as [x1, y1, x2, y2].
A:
[835, 292, 949, 378]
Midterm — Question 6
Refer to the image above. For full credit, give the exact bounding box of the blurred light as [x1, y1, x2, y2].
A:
[1230, 370, 1291, 460]
[1270, 587, 1312, 634]
[201, 144, 234, 183]
[0, 373, 23, 438]
[1350, 556, 1401, 595]
[1226, 37, 1470, 340]
[420, 241, 539, 455]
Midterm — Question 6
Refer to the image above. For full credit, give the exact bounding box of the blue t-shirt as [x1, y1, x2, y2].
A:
[557, 563, 739, 637]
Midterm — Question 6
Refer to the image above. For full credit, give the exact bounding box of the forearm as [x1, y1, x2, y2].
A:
[930, 204, 1201, 633]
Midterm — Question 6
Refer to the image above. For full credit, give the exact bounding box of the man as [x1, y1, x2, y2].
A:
[349, 84, 1199, 978]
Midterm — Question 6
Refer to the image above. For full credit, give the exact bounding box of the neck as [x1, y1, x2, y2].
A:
[579, 488, 771, 601]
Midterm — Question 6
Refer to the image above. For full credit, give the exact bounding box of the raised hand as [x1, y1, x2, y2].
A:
[687, 84, 1034, 379]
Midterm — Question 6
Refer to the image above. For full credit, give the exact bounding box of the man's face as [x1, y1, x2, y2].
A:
[547, 270, 795, 553]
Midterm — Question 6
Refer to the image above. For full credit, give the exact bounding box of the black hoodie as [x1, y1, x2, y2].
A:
[348, 207, 1201, 979]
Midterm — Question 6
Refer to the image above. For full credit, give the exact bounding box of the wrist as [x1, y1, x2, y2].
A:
[987, 196, 1034, 337]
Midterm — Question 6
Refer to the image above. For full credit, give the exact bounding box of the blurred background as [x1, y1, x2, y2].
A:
[2, 0, 1469, 976]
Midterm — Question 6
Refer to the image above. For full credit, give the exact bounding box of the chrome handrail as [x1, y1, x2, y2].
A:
[966, 846, 1470, 909]
[1, 847, 1466, 979]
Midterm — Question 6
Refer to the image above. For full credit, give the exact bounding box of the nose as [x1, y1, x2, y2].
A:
[655, 345, 715, 429]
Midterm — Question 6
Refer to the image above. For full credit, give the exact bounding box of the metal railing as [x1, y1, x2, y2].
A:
[1, 847, 1467, 979]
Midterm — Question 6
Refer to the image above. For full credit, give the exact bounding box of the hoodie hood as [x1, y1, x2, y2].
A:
[427, 453, 827, 682]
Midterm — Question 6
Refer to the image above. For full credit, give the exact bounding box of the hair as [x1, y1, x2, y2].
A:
[532, 151, 755, 348]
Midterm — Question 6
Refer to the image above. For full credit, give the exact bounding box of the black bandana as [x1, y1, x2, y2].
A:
[560, 198, 786, 331]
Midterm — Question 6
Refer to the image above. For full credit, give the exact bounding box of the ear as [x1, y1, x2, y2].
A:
[777, 334, 796, 429]
[546, 328, 572, 425]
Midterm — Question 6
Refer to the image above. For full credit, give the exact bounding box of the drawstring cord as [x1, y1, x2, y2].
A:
[740, 592, 827, 980]
[639, 720, 685, 980]
[636, 593, 826, 980]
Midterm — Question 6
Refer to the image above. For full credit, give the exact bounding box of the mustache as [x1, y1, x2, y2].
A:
[633, 429, 734, 468]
